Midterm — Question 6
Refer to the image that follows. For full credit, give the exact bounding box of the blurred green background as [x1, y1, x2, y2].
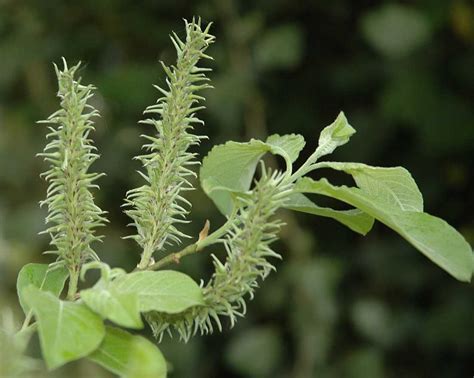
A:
[1, 0, 473, 377]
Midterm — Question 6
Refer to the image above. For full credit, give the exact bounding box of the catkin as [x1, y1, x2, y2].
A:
[124, 19, 215, 270]
[38, 60, 106, 281]
[146, 168, 292, 341]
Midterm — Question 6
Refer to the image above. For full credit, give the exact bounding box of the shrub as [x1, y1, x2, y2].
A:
[5, 18, 472, 377]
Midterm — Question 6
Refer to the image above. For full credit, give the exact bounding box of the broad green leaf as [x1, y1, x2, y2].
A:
[126, 334, 167, 377]
[81, 284, 143, 329]
[89, 326, 167, 378]
[23, 287, 105, 369]
[284, 193, 374, 235]
[266, 134, 305, 164]
[295, 177, 474, 281]
[392, 212, 473, 279]
[312, 111, 356, 162]
[17, 263, 69, 314]
[200, 140, 270, 215]
[112, 270, 204, 314]
[314, 162, 423, 212]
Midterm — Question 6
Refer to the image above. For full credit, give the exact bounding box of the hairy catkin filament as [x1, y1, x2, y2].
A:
[38, 60, 106, 295]
[145, 168, 292, 341]
[124, 19, 215, 270]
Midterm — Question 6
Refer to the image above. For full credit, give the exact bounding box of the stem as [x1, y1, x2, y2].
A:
[287, 159, 329, 184]
[146, 243, 200, 271]
[138, 243, 154, 270]
[20, 311, 33, 332]
[144, 208, 238, 271]
[289, 158, 318, 183]
[198, 208, 237, 248]
[67, 268, 79, 300]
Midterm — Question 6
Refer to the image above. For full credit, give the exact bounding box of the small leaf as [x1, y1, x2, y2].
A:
[89, 326, 167, 378]
[17, 263, 69, 314]
[284, 193, 374, 235]
[23, 287, 105, 370]
[314, 162, 423, 212]
[200, 140, 270, 215]
[112, 270, 205, 314]
[81, 284, 143, 329]
[312, 111, 356, 162]
[295, 177, 474, 281]
[266, 134, 306, 164]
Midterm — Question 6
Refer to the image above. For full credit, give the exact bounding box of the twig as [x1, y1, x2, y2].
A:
[139, 210, 237, 271]
[146, 243, 201, 271]
[20, 311, 33, 332]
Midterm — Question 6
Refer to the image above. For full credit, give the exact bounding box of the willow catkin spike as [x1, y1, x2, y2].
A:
[124, 19, 215, 270]
[38, 60, 106, 283]
[145, 169, 291, 341]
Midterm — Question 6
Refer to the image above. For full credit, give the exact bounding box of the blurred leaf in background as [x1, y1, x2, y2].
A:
[361, 3, 432, 58]
[225, 326, 284, 377]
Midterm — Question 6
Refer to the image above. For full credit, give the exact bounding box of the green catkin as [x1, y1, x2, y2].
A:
[145, 167, 293, 341]
[38, 60, 106, 295]
[124, 19, 215, 270]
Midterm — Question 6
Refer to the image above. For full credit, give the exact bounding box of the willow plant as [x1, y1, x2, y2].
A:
[8, 18, 473, 378]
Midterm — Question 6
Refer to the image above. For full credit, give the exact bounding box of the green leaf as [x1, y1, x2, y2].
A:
[312, 111, 356, 162]
[200, 135, 308, 215]
[23, 287, 105, 370]
[314, 162, 423, 212]
[200, 140, 270, 215]
[295, 177, 474, 281]
[81, 284, 144, 329]
[266, 134, 305, 164]
[112, 270, 205, 314]
[82, 271, 204, 323]
[284, 193, 374, 235]
[126, 334, 167, 377]
[390, 212, 474, 280]
[89, 326, 167, 378]
[17, 263, 69, 314]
